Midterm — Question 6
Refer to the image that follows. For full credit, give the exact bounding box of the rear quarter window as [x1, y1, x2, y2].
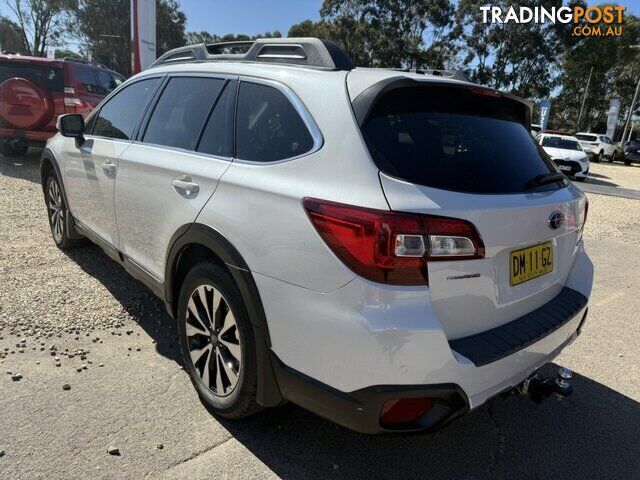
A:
[362, 86, 557, 194]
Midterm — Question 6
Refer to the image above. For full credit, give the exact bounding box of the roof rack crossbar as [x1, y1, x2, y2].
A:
[150, 38, 354, 71]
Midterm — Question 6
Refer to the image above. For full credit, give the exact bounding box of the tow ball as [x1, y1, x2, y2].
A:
[519, 367, 573, 404]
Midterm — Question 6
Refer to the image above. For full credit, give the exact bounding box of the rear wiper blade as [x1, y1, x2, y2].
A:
[524, 173, 566, 190]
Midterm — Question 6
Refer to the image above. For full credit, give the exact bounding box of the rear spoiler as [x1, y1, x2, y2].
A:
[351, 76, 532, 130]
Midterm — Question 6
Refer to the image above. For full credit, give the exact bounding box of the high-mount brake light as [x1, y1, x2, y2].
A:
[469, 86, 502, 97]
[303, 198, 485, 286]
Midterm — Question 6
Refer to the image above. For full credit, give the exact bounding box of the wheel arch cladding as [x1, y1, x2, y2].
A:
[165, 223, 284, 407]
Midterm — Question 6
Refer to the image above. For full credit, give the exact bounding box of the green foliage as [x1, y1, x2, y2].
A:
[5, 0, 72, 56]
[69, 0, 186, 76]
[0, 15, 28, 53]
[553, 7, 640, 133]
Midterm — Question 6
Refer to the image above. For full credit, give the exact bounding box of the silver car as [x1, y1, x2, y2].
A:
[41, 38, 593, 434]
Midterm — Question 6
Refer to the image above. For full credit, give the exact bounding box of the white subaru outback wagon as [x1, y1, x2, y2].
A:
[42, 38, 593, 434]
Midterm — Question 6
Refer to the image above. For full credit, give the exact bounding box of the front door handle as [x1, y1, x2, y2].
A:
[102, 161, 116, 176]
[172, 176, 199, 198]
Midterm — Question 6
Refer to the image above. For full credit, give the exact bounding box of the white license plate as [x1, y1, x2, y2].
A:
[558, 165, 571, 172]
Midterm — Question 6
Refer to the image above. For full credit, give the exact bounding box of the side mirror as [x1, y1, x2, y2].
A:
[57, 114, 85, 145]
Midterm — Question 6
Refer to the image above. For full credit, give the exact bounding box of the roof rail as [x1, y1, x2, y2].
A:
[150, 37, 355, 71]
[389, 67, 471, 83]
[63, 57, 109, 69]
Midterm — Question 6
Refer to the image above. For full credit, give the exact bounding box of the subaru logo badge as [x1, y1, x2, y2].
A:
[548, 211, 564, 230]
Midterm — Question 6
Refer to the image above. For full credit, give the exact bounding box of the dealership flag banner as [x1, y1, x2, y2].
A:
[607, 99, 620, 140]
[540, 99, 551, 131]
[131, 0, 156, 74]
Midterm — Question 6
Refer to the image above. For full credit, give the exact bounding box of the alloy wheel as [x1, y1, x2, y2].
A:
[48, 178, 64, 242]
[185, 284, 242, 397]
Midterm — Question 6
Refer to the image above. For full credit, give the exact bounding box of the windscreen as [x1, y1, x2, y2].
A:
[0, 62, 64, 91]
[541, 137, 582, 151]
[362, 86, 558, 194]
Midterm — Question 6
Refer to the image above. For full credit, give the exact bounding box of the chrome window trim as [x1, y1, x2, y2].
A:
[233, 75, 324, 165]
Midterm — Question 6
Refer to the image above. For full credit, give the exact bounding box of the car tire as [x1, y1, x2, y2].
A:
[596, 150, 603, 162]
[609, 152, 616, 163]
[44, 174, 87, 249]
[177, 261, 261, 419]
[0, 141, 28, 157]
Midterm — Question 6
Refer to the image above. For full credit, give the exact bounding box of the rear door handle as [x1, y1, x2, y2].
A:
[102, 161, 117, 176]
[172, 176, 199, 198]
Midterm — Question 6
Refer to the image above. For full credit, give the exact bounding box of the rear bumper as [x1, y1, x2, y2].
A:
[624, 151, 640, 163]
[0, 127, 53, 145]
[257, 246, 593, 433]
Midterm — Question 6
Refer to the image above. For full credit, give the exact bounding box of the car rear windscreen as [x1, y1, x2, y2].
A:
[575, 134, 598, 142]
[0, 62, 64, 91]
[541, 137, 582, 151]
[361, 86, 558, 194]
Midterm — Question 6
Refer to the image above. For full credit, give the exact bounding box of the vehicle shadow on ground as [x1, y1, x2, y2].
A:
[62, 244, 639, 478]
[217, 367, 639, 479]
[62, 244, 183, 365]
[0, 149, 43, 184]
[584, 176, 619, 187]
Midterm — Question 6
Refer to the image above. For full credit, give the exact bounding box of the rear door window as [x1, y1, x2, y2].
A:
[0, 62, 63, 91]
[361, 86, 557, 194]
[235, 82, 314, 162]
[95, 70, 118, 94]
[143, 77, 225, 151]
[92, 77, 160, 140]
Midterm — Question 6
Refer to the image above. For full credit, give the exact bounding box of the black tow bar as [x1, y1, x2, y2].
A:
[519, 367, 573, 404]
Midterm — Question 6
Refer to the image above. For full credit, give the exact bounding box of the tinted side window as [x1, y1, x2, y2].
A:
[143, 77, 225, 151]
[93, 78, 160, 140]
[95, 70, 117, 93]
[76, 67, 105, 95]
[197, 81, 235, 157]
[236, 82, 314, 162]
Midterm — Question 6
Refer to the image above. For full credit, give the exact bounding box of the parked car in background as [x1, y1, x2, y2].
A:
[623, 139, 640, 165]
[530, 123, 542, 136]
[537, 133, 589, 181]
[41, 38, 592, 434]
[0, 54, 124, 157]
[574, 132, 618, 163]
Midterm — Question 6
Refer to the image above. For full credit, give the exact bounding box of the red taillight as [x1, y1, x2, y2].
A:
[469, 86, 502, 97]
[303, 198, 484, 286]
[64, 86, 83, 111]
[380, 398, 432, 426]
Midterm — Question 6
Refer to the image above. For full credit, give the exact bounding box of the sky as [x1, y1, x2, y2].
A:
[0, 1, 638, 40]
[180, 0, 320, 36]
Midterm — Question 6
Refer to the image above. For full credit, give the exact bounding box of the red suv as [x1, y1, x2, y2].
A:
[0, 54, 124, 157]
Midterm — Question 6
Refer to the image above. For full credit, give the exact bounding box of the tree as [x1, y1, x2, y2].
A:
[69, 0, 188, 76]
[5, 0, 71, 56]
[185, 30, 282, 46]
[0, 15, 28, 53]
[553, 6, 640, 133]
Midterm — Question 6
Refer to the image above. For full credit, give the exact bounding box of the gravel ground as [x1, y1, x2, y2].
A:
[585, 160, 640, 190]
[1, 150, 639, 479]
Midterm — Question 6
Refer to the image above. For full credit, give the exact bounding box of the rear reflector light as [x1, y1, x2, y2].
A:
[380, 398, 432, 426]
[303, 198, 484, 286]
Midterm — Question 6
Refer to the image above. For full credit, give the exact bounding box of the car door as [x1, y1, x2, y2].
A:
[64, 76, 162, 247]
[114, 75, 236, 281]
[603, 136, 615, 157]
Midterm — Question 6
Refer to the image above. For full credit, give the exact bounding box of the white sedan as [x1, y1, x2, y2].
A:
[537, 134, 589, 182]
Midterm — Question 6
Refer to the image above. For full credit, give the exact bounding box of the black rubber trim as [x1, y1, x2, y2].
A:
[164, 223, 283, 407]
[449, 287, 588, 367]
[271, 353, 469, 434]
